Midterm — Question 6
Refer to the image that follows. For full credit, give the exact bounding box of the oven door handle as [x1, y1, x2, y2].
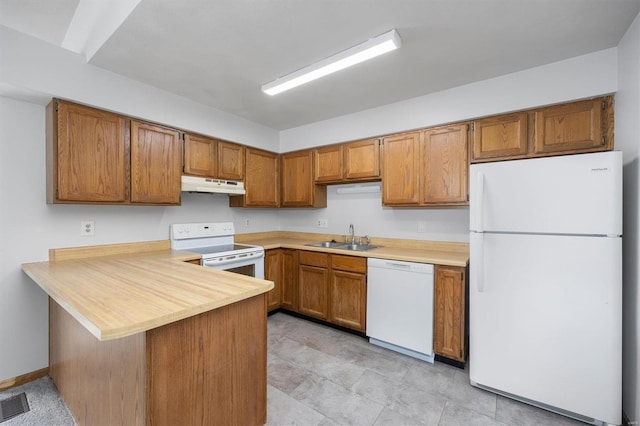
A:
[202, 253, 263, 268]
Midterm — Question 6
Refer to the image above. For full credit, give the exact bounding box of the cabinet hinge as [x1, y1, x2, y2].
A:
[602, 101, 606, 110]
[54, 100, 59, 112]
[602, 136, 606, 145]
[470, 123, 475, 131]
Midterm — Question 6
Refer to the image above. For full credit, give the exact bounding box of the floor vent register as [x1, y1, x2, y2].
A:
[0, 393, 30, 423]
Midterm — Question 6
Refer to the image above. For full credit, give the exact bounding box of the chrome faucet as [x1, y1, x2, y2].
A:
[348, 224, 355, 244]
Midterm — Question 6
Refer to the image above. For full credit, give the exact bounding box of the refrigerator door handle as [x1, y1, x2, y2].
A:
[471, 232, 484, 293]
[473, 171, 485, 232]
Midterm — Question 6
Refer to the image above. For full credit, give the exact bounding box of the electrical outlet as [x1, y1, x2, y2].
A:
[244, 219, 250, 227]
[417, 222, 427, 233]
[316, 219, 328, 228]
[81, 221, 95, 236]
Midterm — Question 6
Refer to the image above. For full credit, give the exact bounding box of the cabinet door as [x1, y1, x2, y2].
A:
[421, 124, 468, 205]
[231, 148, 279, 207]
[130, 121, 182, 204]
[53, 100, 127, 202]
[217, 141, 245, 180]
[434, 265, 466, 362]
[184, 134, 217, 177]
[314, 145, 343, 182]
[344, 138, 380, 180]
[281, 249, 299, 311]
[298, 265, 330, 320]
[472, 113, 528, 162]
[381, 132, 420, 205]
[282, 150, 326, 207]
[330, 270, 366, 332]
[533, 98, 606, 154]
[265, 249, 282, 311]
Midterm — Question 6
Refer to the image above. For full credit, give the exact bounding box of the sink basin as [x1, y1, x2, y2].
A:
[341, 244, 380, 252]
[305, 241, 380, 252]
[306, 241, 346, 248]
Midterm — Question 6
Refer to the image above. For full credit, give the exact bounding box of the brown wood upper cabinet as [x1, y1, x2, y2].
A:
[184, 135, 244, 180]
[421, 124, 468, 205]
[130, 120, 182, 205]
[381, 131, 421, 205]
[281, 150, 327, 208]
[471, 96, 614, 163]
[47, 99, 182, 205]
[315, 139, 381, 183]
[533, 98, 612, 154]
[183, 133, 216, 177]
[382, 128, 468, 206]
[230, 148, 279, 207]
[48, 100, 128, 203]
[471, 112, 528, 162]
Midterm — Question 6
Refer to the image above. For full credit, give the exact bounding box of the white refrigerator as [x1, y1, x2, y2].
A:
[469, 151, 622, 426]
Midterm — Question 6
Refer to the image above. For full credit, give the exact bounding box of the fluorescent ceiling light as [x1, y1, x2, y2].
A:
[262, 29, 402, 96]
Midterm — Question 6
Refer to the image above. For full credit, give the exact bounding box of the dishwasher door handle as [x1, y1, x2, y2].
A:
[383, 262, 411, 269]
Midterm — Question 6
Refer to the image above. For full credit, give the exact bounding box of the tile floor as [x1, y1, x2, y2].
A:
[2, 312, 586, 425]
[266, 312, 583, 426]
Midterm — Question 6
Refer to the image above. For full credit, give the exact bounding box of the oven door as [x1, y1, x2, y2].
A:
[202, 253, 264, 279]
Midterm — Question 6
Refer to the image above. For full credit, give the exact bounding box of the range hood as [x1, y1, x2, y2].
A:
[181, 175, 246, 195]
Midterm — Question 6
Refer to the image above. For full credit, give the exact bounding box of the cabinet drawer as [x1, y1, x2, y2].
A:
[299, 251, 329, 268]
[331, 255, 366, 273]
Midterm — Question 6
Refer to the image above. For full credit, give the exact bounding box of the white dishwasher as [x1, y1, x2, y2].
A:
[366, 258, 435, 363]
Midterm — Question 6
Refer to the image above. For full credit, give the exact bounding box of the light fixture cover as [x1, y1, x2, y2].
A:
[262, 29, 402, 96]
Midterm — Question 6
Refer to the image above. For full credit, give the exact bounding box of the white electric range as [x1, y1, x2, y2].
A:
[170, 222, 264, 279]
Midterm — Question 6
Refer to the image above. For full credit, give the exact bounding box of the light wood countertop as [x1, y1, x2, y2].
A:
[22, 241, 273, 342]
[236, 231, 469, 267]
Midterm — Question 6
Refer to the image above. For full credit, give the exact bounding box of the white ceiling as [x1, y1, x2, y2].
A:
[1, 0, 639, 130]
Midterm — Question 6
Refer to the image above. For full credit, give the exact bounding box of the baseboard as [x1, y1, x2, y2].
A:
[0, 368, 49, 392]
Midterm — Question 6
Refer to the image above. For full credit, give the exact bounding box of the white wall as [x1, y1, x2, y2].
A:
[278, 48, 618, 241]
[0, 25, 279, 151]
[0, 24, 283, 382]
[616, 11, 640, 424]
[0, 23, 627, 385]
[0, 96, 280, 381]
[280, 48, 618, 151]
[279, 184, 470, 242]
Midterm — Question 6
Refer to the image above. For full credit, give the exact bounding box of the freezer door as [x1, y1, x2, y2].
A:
[469, 232, 621, 424]
[470, 151, 622, 235]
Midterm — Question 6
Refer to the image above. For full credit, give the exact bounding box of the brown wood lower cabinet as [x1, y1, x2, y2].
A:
[298, 251, 330, 320]
[265, 250, 282, 311]
[265, 249, 299, 312]
[434, 265, 467, 362]
[49, 294, 267, 426]
[296, 251, 367, 332]
[329, 255, 367, 332]
[280, 249, 299, 311]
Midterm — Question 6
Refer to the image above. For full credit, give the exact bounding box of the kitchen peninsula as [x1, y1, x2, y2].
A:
[22, 240, 273, 426]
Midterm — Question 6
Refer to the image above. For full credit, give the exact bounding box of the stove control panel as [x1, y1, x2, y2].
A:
[171, 222, 235, 240]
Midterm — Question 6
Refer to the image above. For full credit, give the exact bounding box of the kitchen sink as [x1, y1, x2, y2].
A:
[306, 241, 346, 248]
[305, 241, 380, 252]
[341, 243, 379, 252]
